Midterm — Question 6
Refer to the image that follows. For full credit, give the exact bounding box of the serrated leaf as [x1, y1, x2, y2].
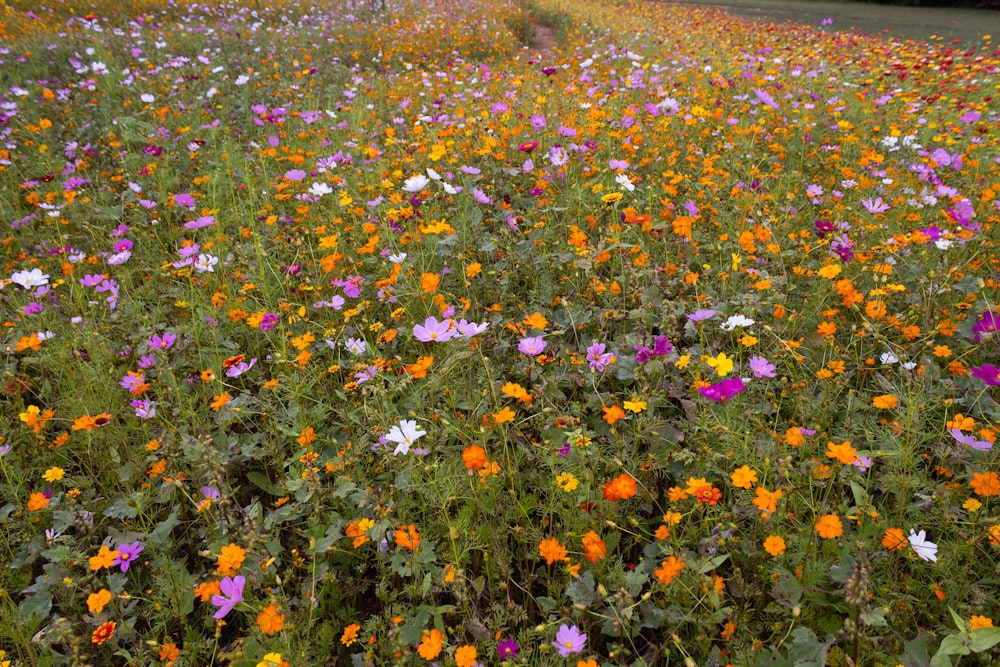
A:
[149, 510, 180, 545]
[859, 609, 888, 627]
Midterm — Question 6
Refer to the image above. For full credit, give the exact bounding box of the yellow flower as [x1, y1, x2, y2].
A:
[675, 354, 691, 369]
[43, 467, 65, 483]
[555, 472, 579, 492]
[705, 352, 734, 376]
[623, 398, 647, 413]
[256, 653, 286, 667]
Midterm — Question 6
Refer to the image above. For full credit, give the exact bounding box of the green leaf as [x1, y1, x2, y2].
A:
[149, 510, 180, 545]
[969, 627, 1000, 653]
[697, 554, 729, 574]
[17, 590, 52, 622]
[566, 571, 596, 609]
[859, 609, 888, 627]
[247, 471, 283, 496]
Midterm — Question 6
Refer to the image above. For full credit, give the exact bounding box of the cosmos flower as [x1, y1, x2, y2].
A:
[385, 419, 426, 455]
[552, 624, 586, 657]
[211, 575, 245, 619]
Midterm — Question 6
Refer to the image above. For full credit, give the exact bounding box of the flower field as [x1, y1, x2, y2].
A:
[1, 0, 998, 664]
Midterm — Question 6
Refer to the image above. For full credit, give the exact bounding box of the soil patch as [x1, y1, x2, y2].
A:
[525, 20, 558, 58]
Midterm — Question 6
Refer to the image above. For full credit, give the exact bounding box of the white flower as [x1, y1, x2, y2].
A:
[720, 315, 755, 331]
[402, 174, 430, 192]
[385, 419, 426, 455]
[235, 74, 250, 86]
[425, 167, 441, 181]
[907, 529, 938, 562]
[880, 351, 899, 365]
[140, 93, 155, 103]
[193, 253, 218, 273]
[308, 182, 333, 198]
[388, 253, 407, 264]
[11, 268, 49, 289]
[615, 173, 635, 192]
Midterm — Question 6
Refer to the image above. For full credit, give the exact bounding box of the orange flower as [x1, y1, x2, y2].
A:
[581, 531, 607, 563]
[655, 555, 685, 585]
[257, 603, 285, 635]
[825, 440, 858, 465]
[395, 524, 421, 550]
[522, 312, 548, 330]
[763, 535, 786, 556]
[882, 527, 908, 550]
[752, 487, 782, 517]
[345, 518, 374, 548]
[784, 427, 806, 447]
[87, 589, 112, 613]
[92, 620, 116, 645]
[969, 615, 994, 630]
[492, 406, 516, 425]
[341, 623, 361, 646]
[27, 491, 50, 512]
[970, 471, 1000, 497]
[602, 404, 625, 425]
[539, 537, 567, 565]
[89, 545, 120, 571]
[217, 543, 246, 576]
[872, 394, 898, 409]
[159, 642, 180, 664]
[194, 580, 221, 602]
[417, 627, 443, 660]
[501, 381, 532, 403]
[455, 645, 477, 667]
[420, 272, 440, 294]
[296, 427, 317, 446]
[692, 484, 722, 505]
[815, 514, 843, 539]
[210, 392, 232, 411]
[15, 333, 42, 352]
[730, 465, 757, 489]
[461, 446, 488, 470]
[405, 355, 434, 379]
[603, 473, 637, 502]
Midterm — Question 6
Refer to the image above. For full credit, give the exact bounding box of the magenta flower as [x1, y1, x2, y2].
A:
[211, 575, 245, 619]
[518, 336, 547, 356]
[413, 316, 454, 342]
[698, 377, 746, 402]
[259, 313, 279, 330]
[552, 624, 586, 657]
[113, 541, 144, 573]
[634, 334, 673, 364]
[148, 332, 176, 350]
[972, 311, 999, 342]
[971, 364, 1000, 386]
[497, 637, 519, 659]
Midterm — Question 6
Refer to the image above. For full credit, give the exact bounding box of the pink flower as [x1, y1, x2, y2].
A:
[413, 317, 454, 342]
[518, 336, 546, 356]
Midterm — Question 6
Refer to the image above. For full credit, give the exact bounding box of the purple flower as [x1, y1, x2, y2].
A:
[754, 88, 778, 109]
[748, 355, 776, 378]
[552, 624, 586, 657]
[184, 215, 215, 229]
[686, 309, 716, 322]
[23, 302, 43, 315]
[455, 319, 488, 337]
[518, 336, 547, 356]
[284, 169, 306, 181]
[586, 342, 615, 371]
[634, 334, 673, 364]
[138, 354, 156, 369]
[698, 377, 746, 402]
[413, 317, 454, 342]
[948, 428, 993, 451]
[971, 364, 1000, 386]
[259, 313, 279, 331]
[852, 455, 873, 472]
[530, 114, 547, 130]
[972, 311, 999, 342]
[201, 485, 221, 500]
[113, 541, 144, 573]
[148, 332, 176, 350]
[211, 575, 245, 619]
[497, 638, 519, 659]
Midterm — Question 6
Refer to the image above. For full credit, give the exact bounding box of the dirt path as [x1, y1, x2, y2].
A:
[525, 20, 558, 60]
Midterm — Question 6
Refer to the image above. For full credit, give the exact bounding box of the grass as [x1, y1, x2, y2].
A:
[0, 0, 998, 665]
[662, 0, 997, 45]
